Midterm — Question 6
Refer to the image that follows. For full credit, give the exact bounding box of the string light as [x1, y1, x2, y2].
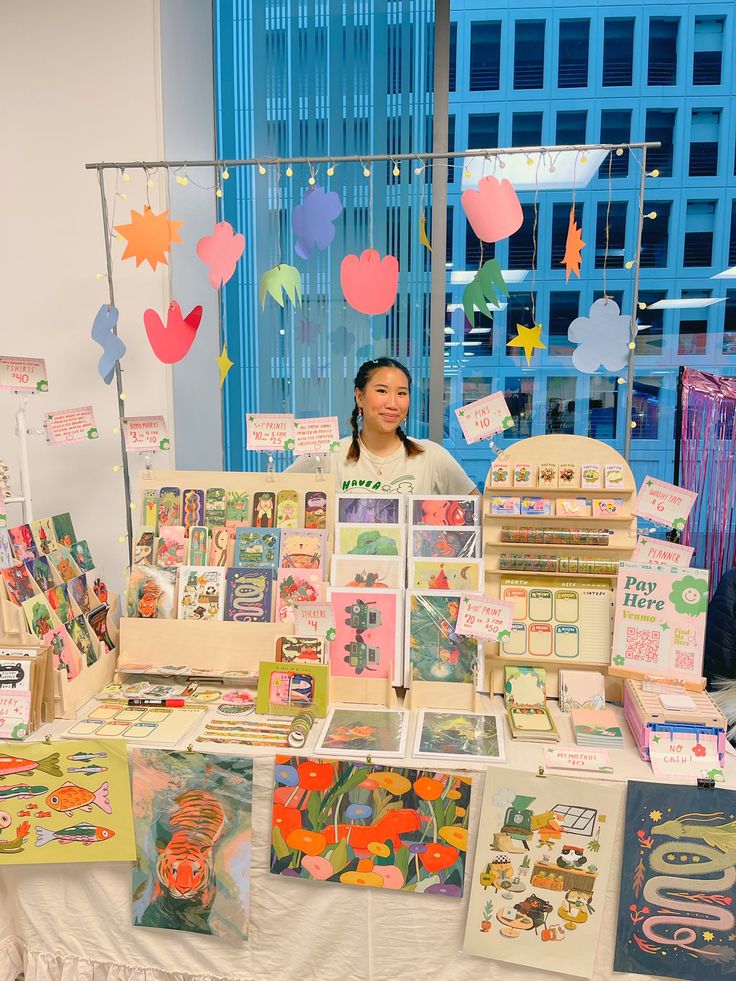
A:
[117, 192, 128, 201]
[580, 155, 588, 164]
[625, 260, 635, 270]
[222, 168, 230, 179]
[95, 273, 106, 280]
[146, 178, 154, 188]
[616, 148, 624, 156]
[630, 420, 637, 429]
[526, 156, 534, 167]
[307, 163, 316, 186]
[122, 170, 130, 183]
[363, 166, 370, 177]
[112, 465, 121, 472]
[497, 157, 505, 169]
[119, 393, 127, 401]
[129, 502, 136, 510]
[175, 175, 188, 186]
[617, 377, 626, 385]
[638, 301, 647, 310]
[216, 186, 223, 198]
[118, 535, 126, 543]
[648, 169, 660, 178]
[628, 342, 636, 350]
[258, 163, 266, 175]
[326, 161, 335, 176]
[392, 161, 400, 177]
[645, 211, 657, 220]
[285, 166, 293, 177]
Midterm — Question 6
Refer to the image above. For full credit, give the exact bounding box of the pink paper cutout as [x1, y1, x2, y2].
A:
[461, 176, 523, 243]
[340, 249, 399, 315]
[196, 221, 245, 289]
[143, 301, 203, 364]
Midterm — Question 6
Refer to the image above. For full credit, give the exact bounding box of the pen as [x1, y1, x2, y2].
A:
[127, 698, 186, 707]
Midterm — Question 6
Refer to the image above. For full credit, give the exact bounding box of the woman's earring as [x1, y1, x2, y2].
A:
[358, 407, 363, 417]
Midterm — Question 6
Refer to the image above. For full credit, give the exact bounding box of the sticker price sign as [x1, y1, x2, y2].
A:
[122, 416, 170, 452]
[634, 476, 697, 532]
[246, 413, 296, 452]
[293, 417, 341, 456]
[0, 356, 48, 393]
[293, 602, 336, 639]
[45, 406, 98, 445]
[454, 391, 513, 444]
[455, 595, 514, 642]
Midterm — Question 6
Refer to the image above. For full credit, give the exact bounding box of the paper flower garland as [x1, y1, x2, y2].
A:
[260, 264, 302, 309]
[90, 304, 126, 384]
[561, 207, 585, 281]
[568, 298, 630, 373]
[462, 259, 509, 322]
[143, 301, 202, 364]
[340, 249, 399, 315]
[461, 176, 523, 243]
[291, 187, 343, 260]
[506, 323, 547, 365]
[196, 221, 245, 288]
[113, 206, 183, 270]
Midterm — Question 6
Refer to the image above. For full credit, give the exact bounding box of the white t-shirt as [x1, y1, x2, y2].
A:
[286, 436, 477, 495]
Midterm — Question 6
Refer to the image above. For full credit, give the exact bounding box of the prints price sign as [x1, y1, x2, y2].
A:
[293, 417, 340, 456]
[0, 356, 48, 393]
[293, 602, 336, 638]
[45, 406, 98, 445]
[634, 476, 697, 532]
[454, 391, 513, 444]
[246, 413, 296, 452]
[456, 595, 514, 642]
[122, 416, 170, 452]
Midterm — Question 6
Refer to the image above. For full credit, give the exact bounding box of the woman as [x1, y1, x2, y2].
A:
[288, 357, 478, 496]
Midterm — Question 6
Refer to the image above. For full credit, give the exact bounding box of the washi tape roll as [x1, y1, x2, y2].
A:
[287, 711, 315, 748]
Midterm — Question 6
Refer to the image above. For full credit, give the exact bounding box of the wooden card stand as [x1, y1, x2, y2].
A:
[404, 680, 482, 712]
[329, 675, 399, 708]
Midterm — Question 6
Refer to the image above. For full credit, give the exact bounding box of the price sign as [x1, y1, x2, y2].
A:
[0, 356, 48, 393]
[455, 391, 513, 444]
[634, 476, 697, 532]
[543, 747, 613, 774]
[455, 595, 514, 642]
[45, 406, 98, 445]
[246, 413, 296, 452]
[122, 415, 170, 452]
[633, 536, 694, 567]
[293, 602, 336, 639]
[293, 417, 341, 456]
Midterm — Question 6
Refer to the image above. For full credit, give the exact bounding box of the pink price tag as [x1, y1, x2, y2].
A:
[246, 412, 296, 452]
[122, 415, 169, 452]
[455, 391, 513, 444]
[293, 417, 340, 456]
[634, 476, 697, 532]
[543, 747, 613, 774]
[0, 356, 48, 392]
[633, 536, 694, 567]
[455, 595, 514, 642]
[293, 602, 336, 637]
[45, 405, 98, 445]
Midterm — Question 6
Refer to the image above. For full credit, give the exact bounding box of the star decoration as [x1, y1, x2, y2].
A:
[561, 206, 585, 281]
[703, 931, 714, 941]
[692, 855, 701, 862]
[113, 206, 183, 270]
[666, 854, 675, 861]
[646, 479, 654, 488]
[660, 622, 669, 632]
[216, 342, 234, 387]
[679, 854, 688, 862]
[649, 810, 662, 821]
[652, 735, 660, 744]
[507, 323, 546, 365]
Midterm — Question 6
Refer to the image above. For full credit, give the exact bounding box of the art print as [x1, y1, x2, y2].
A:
[27, 556, 56, 593]
[270, 754, 470, 895]
[21, 596, 56, 640]
[233, 528, 280, 569]
[334, 523, 404, 557]
[1, 564, 37, 606]
[304, 490, 327, 530]
[336, 493, 403, 524]
[224, 567, 273, 623]
[327, 587, 402, 683]
[406, 591, 479, 685]
[225, 489, 250, 524]
[410, 526, 481, 559]
[67, 574, 90, 615]
[43, 626, 83, 680]
[157, 487, 181, 526]
[204, 487, 226, 527]
[133, 527, 155, 565]
[316, 708, 409, 759]
[67, 614, 97, 666]
[51, 512, 76, 548]
[8, 525, 37, 562]
[131, 748, 252, 941]
[330, 555, 403, 589]
[276, 489, 299, 528]
[279, 529, 326, 571]
[275, 570, 322, 622]
[188, 526, 209, 566]
[181, 488, 205, 531]
[255, 661, 328, 716]
[409, 558, 484, 592]
[127, 565, 176, 619]
[410, 495, 479, 527]
[0, 738, 135, 865]
[177, 567, 225, 621]
[275, 635, 325, 663]
[45, 584, 72, 624]
[614, 781, 736, 979]
[30, 517, 57, 555]
[463, 768, 622, 977]
[253, 491, 276, 528]
[70, 540, 94, 573]
[413, 710, 506, 765]
[155, 526, 186, 568]
[88, 604, 114, 653]
[47, 547, 81, 583]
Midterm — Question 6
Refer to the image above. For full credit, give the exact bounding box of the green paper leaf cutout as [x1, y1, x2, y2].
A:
[260, 263, 302, 309]
[497, 629, 511, 643]
[325, 627, 336, 642]
[159, 437, 170, 450]
[37, 380, 48, 392]
[501, 415, 514, 430]
[283, 437, 295, 450]
[86, 427, 99, 440]
[672, 517, 686, 531]
[462, 259, 509, 322]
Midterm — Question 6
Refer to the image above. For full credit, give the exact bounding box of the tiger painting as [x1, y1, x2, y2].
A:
[138, 789, 226, 934]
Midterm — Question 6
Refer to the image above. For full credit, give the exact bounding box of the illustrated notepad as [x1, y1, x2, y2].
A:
[504, 666, 559, 742]
[464, 767, 622, 977]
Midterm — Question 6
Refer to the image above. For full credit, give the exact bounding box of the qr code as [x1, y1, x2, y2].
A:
[674, 650, 695, 673]
[625, 626, 660, 663]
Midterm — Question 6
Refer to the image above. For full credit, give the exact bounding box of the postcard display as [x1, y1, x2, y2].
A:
[0, 518, 119, 719]
[483, 434, 637, 697]
[118, 469, 336, 680]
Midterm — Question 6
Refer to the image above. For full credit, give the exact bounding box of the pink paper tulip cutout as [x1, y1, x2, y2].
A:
[196, 221, 245, 288]
[340, 249, 399, 315]
[143, 301, 203, 364]
[461, 176, 523, 243]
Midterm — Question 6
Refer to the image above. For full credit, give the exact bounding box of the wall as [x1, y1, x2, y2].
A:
[0, 0, 173, 603]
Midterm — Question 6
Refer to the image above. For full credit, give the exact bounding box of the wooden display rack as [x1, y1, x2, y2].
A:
[404, 680, 482, 712]
[482, 434, 636, 698]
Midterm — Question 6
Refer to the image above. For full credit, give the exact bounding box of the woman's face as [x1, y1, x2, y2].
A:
[356, 367, 410, 435]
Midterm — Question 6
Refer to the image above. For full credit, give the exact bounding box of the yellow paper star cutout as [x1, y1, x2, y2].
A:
[216, 342, 234, 387]
[507, 323, 546, 365]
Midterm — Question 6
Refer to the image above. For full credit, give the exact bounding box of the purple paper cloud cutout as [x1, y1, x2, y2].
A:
[292, 186, 343, 261]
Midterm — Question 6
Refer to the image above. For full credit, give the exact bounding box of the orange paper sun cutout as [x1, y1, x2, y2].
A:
[114, 206, 183, 270]
[561, 206, 585, 282]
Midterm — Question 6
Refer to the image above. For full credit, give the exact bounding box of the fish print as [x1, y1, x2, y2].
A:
[46, 780, 111, 817]
[68, 765, 108, 776]
[35, 822, 115, 847]
[66, 752, 107, 763]
[0, 784, 48, 801]
[0, 753, 62, 780]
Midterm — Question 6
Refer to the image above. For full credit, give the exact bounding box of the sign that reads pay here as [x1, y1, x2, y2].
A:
[455, 595, 514, 642]
[246, 413, 296, 452]
[454, 391, 514, 444]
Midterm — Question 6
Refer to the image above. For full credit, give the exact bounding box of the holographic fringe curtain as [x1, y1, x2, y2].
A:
[681, 368, 736, 594]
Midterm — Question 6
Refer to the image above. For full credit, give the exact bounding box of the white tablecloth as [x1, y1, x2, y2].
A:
[1, 699, 733, 981]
